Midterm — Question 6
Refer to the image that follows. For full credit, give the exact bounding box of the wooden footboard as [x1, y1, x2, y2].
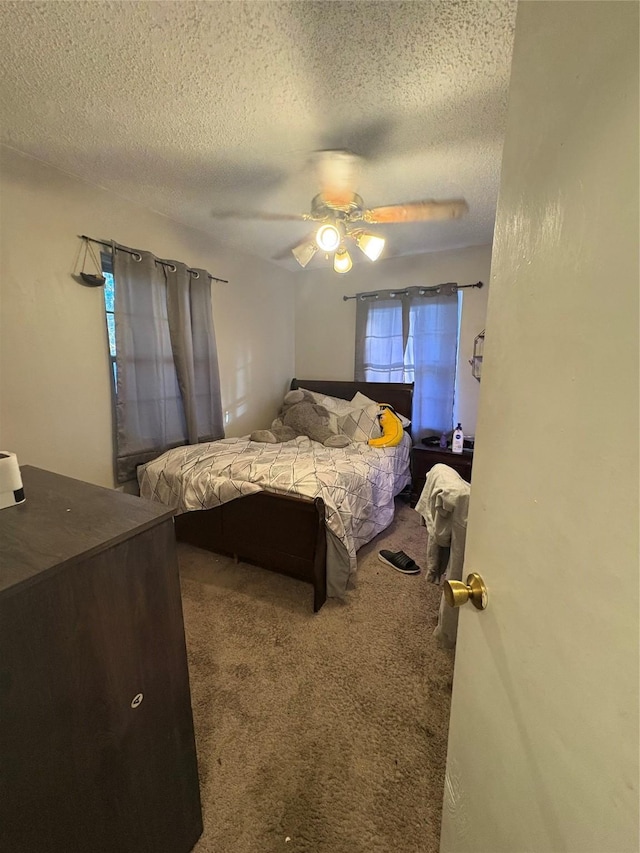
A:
[174, 492, 327, 612]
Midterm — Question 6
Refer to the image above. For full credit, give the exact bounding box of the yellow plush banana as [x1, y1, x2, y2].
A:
[368, 405, 404, 448]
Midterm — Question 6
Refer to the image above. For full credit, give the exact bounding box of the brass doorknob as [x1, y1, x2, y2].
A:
[444, 573, 488, 610]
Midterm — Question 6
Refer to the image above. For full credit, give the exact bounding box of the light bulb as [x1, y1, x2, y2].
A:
[333, 247, 353, 274]
[355, 232, 385, 262]
[316, 223, 341, 252]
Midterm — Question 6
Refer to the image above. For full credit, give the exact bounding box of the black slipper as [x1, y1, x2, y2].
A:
[378, 549, 421, 574]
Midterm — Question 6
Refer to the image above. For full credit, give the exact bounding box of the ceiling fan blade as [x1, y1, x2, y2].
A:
[211, 210, 307, 221]
[364, 199, 469, 224]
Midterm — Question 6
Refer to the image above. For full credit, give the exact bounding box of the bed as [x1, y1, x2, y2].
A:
[138, 379, 414, 612]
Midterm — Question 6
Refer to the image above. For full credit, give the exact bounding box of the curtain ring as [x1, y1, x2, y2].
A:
[190, 270, 200, 279]
[167, 263, 177, 272]
[132, 252, 143, 262]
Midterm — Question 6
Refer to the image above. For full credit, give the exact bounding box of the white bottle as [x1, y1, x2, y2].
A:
[452, 423, 464, 454]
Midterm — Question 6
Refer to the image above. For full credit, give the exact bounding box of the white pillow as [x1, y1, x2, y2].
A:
[300, 389, 356, 417]
[338, 404, 383, 443]
[350, 391, 411, 428]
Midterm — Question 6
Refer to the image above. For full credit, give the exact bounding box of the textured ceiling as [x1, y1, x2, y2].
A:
[0, 1, 516, 270]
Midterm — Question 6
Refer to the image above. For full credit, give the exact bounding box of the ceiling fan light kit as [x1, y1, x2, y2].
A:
[291, 225, 384, 270]
[291, 240, 318, 269]
[354, 231, 386, 262]
[333, 247, 353, 274]
[315, 223, 341, 252]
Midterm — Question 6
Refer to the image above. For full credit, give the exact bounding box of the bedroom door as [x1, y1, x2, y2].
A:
[439, 4, 638, 853]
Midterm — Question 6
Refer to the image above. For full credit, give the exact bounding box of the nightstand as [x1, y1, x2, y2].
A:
[411, 445, 474, 504]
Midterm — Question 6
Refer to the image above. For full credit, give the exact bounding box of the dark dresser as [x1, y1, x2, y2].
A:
[411, 445, 474, 504]
[0, 466, 202, 853]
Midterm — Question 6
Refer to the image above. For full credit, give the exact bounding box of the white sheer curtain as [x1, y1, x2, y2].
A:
[112, 243, 223, 483]
[354, 286, 459, 441]
[354, 296, 406, 381]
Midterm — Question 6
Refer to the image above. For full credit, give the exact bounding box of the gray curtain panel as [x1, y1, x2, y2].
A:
[354, 285, 459, 440]
[112, 245, 223, 483]
[165, 261, 224, 445]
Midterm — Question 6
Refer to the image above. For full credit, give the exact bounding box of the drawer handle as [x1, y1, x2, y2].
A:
[130, 693, 144, 709]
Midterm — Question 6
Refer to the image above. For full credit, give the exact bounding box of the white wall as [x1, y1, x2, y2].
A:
[294, 244, 491, 435]
[0, 145, 295, 488]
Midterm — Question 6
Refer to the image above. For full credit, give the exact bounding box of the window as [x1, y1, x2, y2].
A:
[103, 243, 223, 483]
[101, 252, 117, 389]
[355, 287, 460, 440]
[358, 298, 406, 381]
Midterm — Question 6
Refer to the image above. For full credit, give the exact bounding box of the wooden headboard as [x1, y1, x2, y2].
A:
[290, 378, 414, 422]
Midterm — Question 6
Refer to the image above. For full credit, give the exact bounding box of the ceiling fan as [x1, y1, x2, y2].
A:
[211, 150, 468, 273]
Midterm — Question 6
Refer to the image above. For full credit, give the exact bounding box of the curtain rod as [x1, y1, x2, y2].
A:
[342, 281, 483, 301]
[79, 235, 229, 283]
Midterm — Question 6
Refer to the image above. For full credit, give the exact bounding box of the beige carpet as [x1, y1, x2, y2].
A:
[178, 499, 454, 853]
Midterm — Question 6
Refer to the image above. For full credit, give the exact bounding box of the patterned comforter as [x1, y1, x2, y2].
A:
[138, 433, 411, 582]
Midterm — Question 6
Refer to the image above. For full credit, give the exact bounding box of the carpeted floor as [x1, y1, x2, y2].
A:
[178, 499, 454, 853]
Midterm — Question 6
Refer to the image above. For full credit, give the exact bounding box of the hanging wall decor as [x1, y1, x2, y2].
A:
[74, 236, 106, 287]
[469, 329, 485, 381]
